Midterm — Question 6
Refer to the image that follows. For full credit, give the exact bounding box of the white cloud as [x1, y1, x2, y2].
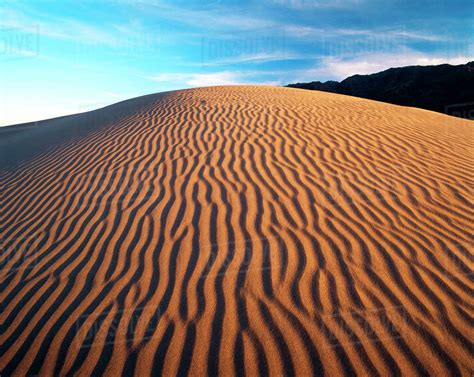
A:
[146, 71, 244, 87]
[297, 52, 474, 81]
[128, 1, 447, 43]
[184, 72, 244, 86]
[266, 0, 365, 10]
[281, 25, 446, 42]
[145, 70, 283, 88]
[200, 51, 303, 66]
[387, 31, 445, 42]
[0, 9, 110, 44]
[0, 7, 156, 47]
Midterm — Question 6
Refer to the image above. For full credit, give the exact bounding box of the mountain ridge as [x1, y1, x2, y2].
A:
[287, 61, 474, 118]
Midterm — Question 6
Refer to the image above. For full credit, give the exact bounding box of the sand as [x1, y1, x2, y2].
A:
[1, 86, 472, 376]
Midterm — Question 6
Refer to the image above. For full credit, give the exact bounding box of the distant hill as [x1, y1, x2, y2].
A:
[287, 61, 474, 119]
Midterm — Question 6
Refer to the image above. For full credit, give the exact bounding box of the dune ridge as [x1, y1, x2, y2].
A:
[1, 86, 473, 376]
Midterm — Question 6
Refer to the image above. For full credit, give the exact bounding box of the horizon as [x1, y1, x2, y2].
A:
[1, 0, 473, 126]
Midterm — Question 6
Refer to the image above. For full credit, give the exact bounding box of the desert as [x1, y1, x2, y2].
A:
[1, 86, 472, 376]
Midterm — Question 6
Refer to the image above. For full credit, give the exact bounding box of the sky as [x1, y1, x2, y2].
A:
[0, 0, 473, 126]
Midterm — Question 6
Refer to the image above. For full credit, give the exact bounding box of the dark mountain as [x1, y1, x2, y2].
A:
[287, 62, 474, 119]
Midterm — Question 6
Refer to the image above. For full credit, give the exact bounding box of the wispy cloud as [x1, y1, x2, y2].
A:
[0, 6, 159, 47]
[146, 71, 244, 87]
[267, 0, 365, 10]
[200, 51, 304, 66]
[0, 1, 448, 55]
[387, 31, 446, 42]
[129, 2, 275, 31]
[296, 51, 474, 81]
[281, 24, 447, 42]
[1, 8, 116, 45]
[130, 1, 448, 43]
[145, 70, 282, 88]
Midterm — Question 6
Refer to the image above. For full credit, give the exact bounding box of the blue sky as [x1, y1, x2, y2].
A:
[1, 0, 472, 125]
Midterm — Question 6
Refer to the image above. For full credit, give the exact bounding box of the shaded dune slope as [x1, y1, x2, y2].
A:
[1, 86, 473, 376]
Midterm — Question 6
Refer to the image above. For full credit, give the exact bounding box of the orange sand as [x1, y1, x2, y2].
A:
[1, 86, 473, 376]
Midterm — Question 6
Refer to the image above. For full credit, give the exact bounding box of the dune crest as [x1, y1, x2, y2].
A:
[1, 86, 473, 376]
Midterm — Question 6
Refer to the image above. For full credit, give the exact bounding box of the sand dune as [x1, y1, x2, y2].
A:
[1, 86, 472, 376]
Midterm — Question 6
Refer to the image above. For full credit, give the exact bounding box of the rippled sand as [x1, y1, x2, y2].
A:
[1, 86, 472, 376]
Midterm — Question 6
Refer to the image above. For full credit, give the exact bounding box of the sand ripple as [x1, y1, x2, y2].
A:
[1, 86, 473, 376]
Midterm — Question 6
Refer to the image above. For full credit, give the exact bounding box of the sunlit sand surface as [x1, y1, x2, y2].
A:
[1, 86, 472, 376]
